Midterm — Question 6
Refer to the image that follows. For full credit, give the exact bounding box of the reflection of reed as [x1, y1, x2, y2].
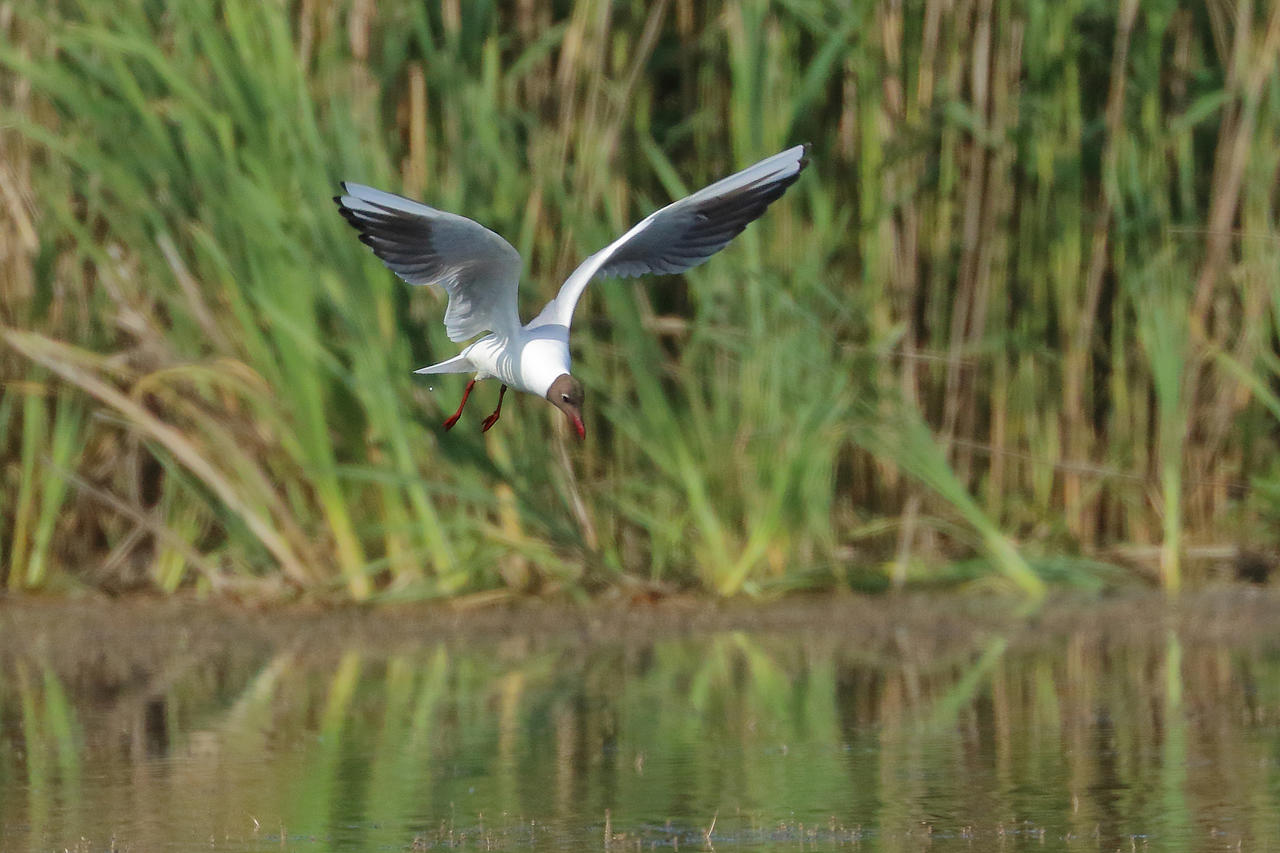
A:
[3, 601, 1280, 849]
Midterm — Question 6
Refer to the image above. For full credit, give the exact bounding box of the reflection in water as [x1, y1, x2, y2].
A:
[2, 596, 1280, 851]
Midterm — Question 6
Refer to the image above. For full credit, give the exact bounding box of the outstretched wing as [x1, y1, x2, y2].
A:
[335, 183, 522, 341]
[531, 144, 809, 330]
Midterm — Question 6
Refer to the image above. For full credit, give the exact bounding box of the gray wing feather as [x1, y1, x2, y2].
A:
[597, 146, 809, 279]
[335, 184, 522, 341]
[533, 145, 809, 330]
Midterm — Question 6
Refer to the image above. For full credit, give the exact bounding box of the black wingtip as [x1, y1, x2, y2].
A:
[797, 142, 812, 172]
[334, 181, 355, 208]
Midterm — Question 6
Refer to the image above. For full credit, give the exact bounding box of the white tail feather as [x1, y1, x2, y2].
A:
[414, 353, 474, 375]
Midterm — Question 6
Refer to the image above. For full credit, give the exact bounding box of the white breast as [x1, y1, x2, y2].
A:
[518, 330, 572, 396]
[463, 326, 571, 398]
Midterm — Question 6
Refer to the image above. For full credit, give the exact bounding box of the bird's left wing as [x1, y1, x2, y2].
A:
[335, 183, 522, 341]
[530, 144, 809, 330]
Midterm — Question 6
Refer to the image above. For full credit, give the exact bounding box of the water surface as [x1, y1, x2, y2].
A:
[2, 592, 1279, 851]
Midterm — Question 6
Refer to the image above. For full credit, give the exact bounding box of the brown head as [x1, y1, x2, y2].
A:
[546, 374, 586, 440]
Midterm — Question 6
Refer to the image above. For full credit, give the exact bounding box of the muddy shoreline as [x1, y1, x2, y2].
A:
[3, 586, 1277, 670]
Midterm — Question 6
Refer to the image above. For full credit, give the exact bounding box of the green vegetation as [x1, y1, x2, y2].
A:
[2, 0, 1279, 600]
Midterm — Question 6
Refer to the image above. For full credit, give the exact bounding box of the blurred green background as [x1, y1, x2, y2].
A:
[3, 0, 1279, 601]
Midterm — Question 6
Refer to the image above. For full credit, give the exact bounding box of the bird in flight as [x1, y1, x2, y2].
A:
[335, 144, 809, 440]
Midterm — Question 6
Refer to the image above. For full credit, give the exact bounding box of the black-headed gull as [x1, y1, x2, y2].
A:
[335, 144, 809, 440]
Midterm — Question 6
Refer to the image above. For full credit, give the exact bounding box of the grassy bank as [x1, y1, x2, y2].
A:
[2, 0, 1279, 601]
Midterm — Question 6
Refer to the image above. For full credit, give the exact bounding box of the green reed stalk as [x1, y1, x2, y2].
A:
[1133, 252, 1191, 593]
[853, 403, 1046, 600]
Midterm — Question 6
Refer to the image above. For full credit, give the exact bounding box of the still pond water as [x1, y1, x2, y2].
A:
[2, 592, 1280, 852]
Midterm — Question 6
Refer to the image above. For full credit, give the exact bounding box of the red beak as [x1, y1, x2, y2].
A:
[570, 413, 586, 440]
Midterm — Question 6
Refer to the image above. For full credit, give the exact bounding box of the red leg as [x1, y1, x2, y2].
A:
[443, 379, 476, 430]
[481, 384, 508, 432]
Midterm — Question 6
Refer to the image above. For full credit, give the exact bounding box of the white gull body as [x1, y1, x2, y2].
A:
[335, 144, 809, 438]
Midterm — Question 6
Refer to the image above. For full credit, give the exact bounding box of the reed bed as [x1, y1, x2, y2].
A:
[2, 0, 1279, 600]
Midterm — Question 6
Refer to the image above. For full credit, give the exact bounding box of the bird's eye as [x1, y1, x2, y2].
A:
[561, 394, 571, 402]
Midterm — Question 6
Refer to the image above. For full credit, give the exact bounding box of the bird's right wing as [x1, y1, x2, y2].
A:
[335, 183, 523, 341]
[531, 144, 809, 330]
